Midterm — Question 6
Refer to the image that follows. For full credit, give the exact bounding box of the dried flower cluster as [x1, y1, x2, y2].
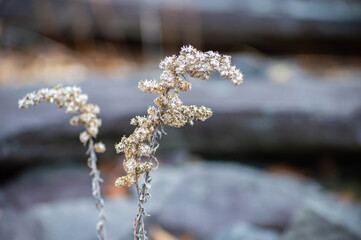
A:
[114, 45, 243, 240]
[18, 85, 107, 240]
[115, 45, 243, 187]
[18, 85, 106, 151]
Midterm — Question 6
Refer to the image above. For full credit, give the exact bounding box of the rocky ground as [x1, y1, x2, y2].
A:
[0, 162, 360, 240]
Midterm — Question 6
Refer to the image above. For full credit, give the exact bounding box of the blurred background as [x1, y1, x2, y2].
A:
[1, 0, 361, 239]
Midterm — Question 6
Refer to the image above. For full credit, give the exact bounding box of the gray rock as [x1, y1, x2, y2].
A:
[0, 197, 138, 240]
[28, 198, 136, 240]
[149, 162, 324, 238]
[210, 222, 280, 240]
[282, 199, 361, 240]
[4, 165, 92, 209]
[2, 76, 361, 164]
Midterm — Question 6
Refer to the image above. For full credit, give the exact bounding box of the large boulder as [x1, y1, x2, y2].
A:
[149, 162, 325, 238]
[1, 75, 361, 165]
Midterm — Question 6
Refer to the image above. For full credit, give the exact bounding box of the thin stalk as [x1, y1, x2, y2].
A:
[133, 170, 152, 240]
[87, 138, 108, 240]
[133, 110, 166, 240]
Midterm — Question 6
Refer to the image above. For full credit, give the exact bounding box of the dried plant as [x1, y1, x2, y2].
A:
[16, 45, 244, 240]
[114, 45, 244, 240]
[18, 85, 108, 240]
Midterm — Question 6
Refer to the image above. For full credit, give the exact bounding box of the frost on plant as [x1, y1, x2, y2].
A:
[18, 85, 108, 240]
[115, 45, 244, 240]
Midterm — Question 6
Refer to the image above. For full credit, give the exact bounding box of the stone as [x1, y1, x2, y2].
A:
[0, 197, 138, 240]
[26, 197, 136, 240]
[4, 165, 92, 209]
[1, 76, 361, 165]
[282, 199, 361, 240]
[149, 162, 324, 238]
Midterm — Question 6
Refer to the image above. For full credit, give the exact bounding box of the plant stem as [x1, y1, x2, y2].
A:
[87, 138, 108, 240]
[134, 170, 152, 240]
